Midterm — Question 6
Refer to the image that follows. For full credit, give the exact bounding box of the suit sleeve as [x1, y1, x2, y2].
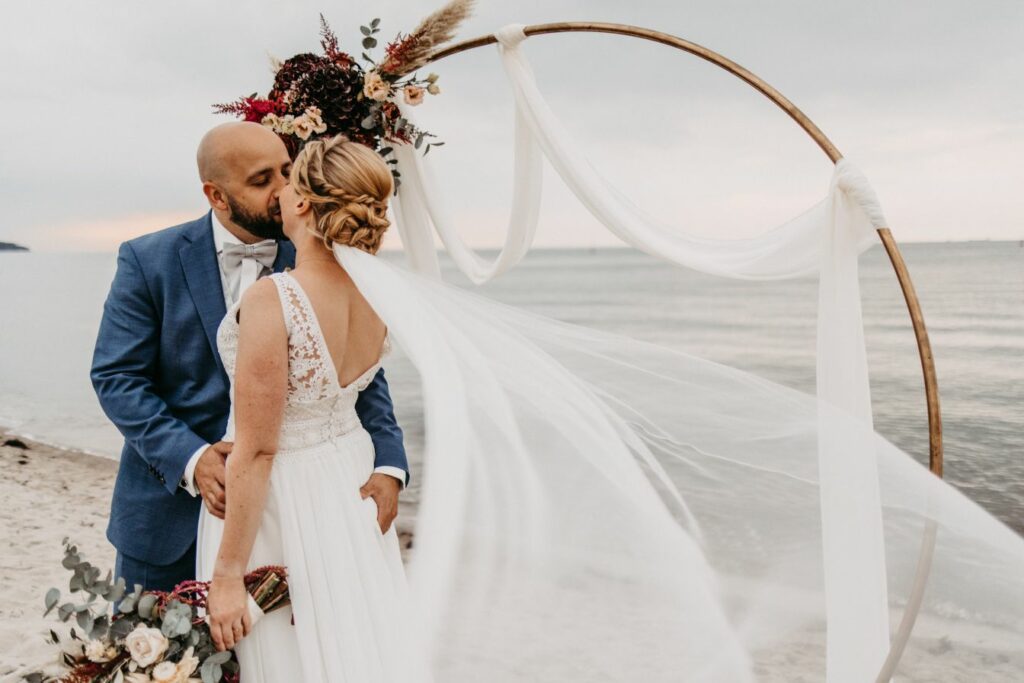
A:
[90, 241, 207, 494]
[355, 367, 410, 486]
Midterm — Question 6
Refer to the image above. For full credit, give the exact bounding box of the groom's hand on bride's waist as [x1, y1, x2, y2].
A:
[195, 441, 232, 519]
[360, 473, 401, 534]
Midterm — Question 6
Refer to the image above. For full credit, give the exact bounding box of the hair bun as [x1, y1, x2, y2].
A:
[291, 135, 393, 254]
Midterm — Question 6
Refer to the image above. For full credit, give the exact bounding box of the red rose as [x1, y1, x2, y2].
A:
[243, 97, 281, 123]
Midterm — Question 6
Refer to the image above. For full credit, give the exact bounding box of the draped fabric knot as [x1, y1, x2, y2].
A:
[494, 23, 528, 50]
[834, 158, 888, 229]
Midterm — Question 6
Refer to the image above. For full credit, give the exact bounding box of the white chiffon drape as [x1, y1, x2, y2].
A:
[345, 23, 1024, 683]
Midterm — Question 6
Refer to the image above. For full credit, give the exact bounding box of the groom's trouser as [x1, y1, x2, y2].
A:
[114, 540, 196, 593]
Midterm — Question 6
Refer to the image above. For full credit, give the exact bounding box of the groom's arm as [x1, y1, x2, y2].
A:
[91, 241, 207, 495]
[355, 367, 410, 488]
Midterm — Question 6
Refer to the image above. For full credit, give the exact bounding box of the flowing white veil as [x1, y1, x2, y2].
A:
[334, 242, 1024, 682]
[327, 23, 1023, 682]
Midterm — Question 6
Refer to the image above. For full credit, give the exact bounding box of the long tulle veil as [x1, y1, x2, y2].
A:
[333, 241, 1024, 682]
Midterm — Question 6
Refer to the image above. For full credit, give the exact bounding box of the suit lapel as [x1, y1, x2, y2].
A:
[273, 239, 296, 273]
[179, 212, 227, 367]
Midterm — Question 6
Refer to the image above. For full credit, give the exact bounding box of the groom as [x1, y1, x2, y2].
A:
[91, 122, 409, 593]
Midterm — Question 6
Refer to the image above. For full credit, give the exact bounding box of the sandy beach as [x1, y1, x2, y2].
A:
[0, 433, 116, 681]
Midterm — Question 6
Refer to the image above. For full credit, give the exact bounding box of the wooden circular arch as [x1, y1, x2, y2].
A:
[425, 22, 943, 681]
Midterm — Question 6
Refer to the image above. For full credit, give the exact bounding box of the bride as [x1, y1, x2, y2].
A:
[199, 135, 432, 682]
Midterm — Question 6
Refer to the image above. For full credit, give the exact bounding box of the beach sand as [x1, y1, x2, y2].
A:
[2, 432, 1021, 682]
[0, 434, 115, 681]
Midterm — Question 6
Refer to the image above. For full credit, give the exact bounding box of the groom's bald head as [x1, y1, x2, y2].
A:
[197, 121, 293, 242]
[196, 121, 287, 183]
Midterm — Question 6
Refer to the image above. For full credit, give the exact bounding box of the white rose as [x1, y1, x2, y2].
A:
[84, 638, 116, 663]
[402, 85, 425, 106]
[303, 107, 328, 134]
[260, 113, 282, 132]
[124, 625, 169, 668]
[292, 115, 315, 140]
[279, 114, 296, 135]
[363, 71, 390, 101]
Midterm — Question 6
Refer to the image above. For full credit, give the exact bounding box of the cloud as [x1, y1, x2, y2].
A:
[1, 0, 1021, 251]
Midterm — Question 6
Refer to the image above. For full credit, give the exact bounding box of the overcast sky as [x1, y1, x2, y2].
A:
[3, 0, 1022, 252]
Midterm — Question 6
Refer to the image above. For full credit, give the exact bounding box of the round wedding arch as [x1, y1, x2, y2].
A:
[423, 22, 942, 681]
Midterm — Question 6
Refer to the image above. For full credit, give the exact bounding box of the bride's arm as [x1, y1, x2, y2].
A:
[208, 279, 288, 652]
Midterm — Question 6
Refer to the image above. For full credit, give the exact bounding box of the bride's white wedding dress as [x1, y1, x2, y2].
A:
[195, 271, 431, 683]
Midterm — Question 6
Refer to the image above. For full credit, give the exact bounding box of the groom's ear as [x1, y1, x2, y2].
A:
[202, 181, 229, 211]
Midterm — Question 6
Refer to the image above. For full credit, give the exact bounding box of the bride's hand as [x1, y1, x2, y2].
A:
[207, 574, 252, 652]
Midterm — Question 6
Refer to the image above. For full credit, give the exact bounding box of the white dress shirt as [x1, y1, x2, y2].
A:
[181, 213, 405, 496]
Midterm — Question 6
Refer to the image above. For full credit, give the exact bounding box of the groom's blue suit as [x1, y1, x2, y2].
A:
[91, 212, 408, 591]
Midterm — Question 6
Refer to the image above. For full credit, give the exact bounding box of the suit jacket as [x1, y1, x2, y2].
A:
[91, 212, 408, 566]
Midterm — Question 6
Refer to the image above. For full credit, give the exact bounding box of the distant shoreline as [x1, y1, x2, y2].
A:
[0, 241, 28, 252]
[5, 238, 1023, 256]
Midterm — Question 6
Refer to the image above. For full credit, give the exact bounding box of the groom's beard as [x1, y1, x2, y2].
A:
[226, 195, 287, 241]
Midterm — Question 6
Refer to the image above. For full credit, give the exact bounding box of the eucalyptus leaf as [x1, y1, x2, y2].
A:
[76, 609, 94, 633]
[58, 602, 75, 621]
[361, 115, 377, 130]
[118, 594, 137, 614]
[362, 37, 378, 49]
[137, 594, 158, 620]
[110, 618, 133, 639]
[90, 615, 109, 640]
[371, 17, 380, 28]
[44, 587, 60, 613]
[107, 578, 126, 604]
[360, 25, 371, 36]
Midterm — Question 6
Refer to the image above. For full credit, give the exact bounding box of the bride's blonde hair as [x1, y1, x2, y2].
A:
[290, 134, 393, 254]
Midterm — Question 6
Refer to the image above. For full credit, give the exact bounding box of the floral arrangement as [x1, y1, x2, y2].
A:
[213, 0, 475, 190]
[24, 539, 288, 683]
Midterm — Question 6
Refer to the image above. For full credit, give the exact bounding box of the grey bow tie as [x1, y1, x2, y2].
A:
[221, 240, 278, 272]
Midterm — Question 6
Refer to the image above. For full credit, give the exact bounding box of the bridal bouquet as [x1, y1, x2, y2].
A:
[213, 0, 475, 190]
[24, 539, 288, 683]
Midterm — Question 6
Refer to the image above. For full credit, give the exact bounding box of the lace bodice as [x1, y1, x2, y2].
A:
[216, 271, 391, 451]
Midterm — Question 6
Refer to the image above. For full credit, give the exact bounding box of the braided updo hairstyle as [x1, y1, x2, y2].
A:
[290, 134, 393, 254]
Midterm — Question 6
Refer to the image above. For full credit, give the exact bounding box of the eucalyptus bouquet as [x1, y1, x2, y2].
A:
[24, 539, 288, 683]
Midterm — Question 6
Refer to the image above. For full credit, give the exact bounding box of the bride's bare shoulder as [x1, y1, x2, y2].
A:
[236, 277, 288, 329]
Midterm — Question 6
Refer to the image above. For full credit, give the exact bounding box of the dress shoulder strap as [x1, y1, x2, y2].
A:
[267, 272, 297, 337]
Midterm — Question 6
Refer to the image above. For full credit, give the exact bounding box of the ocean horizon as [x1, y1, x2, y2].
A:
[1, 240, 1021, 532]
